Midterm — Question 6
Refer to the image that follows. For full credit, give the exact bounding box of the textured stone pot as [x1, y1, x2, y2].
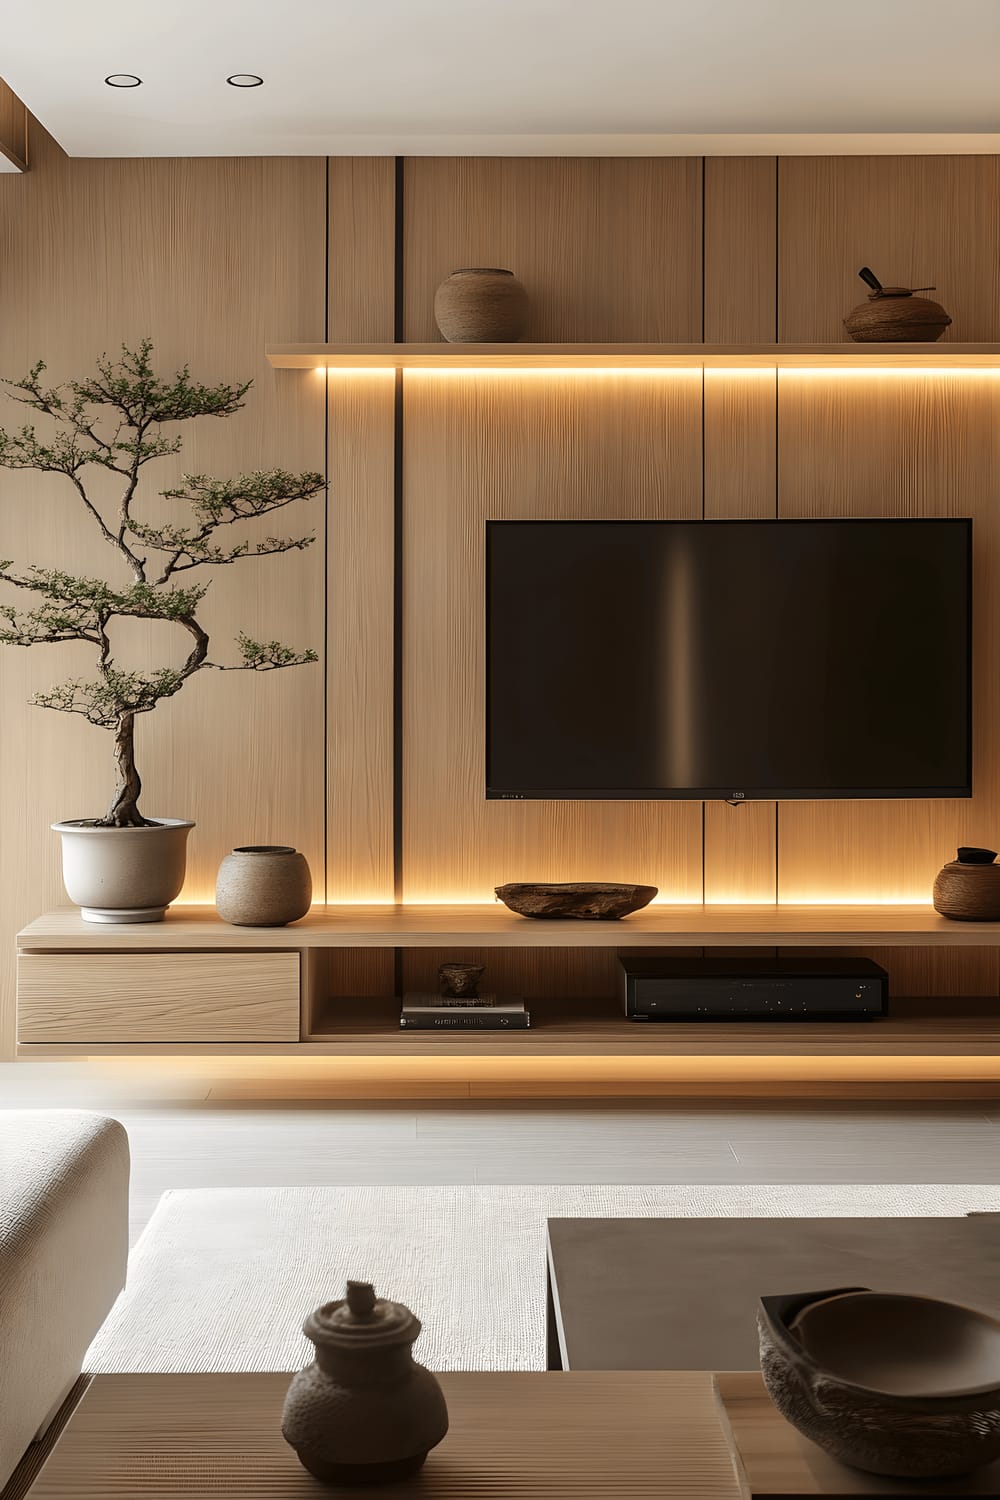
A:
[759, 1287, 1000, 1479]
[282, 1281, 449, 1485]
[434, 268, 528, 342]
[52, 818, 194, 923]
[933, 847, 1000, 921]
[215, 845, 312, 927]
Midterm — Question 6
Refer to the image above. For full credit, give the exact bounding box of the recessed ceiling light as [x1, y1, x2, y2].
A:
[105, 74, 141, 88]
[227, 74, 263, 87]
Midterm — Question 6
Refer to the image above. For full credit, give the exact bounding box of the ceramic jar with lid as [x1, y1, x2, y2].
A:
[933, 846, 1000, 921]
[281, 1281, 449, 1484]
[215, 845, 312, 927]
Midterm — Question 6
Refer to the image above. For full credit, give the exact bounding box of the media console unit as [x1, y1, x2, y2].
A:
[15, 906, 1000, 1093]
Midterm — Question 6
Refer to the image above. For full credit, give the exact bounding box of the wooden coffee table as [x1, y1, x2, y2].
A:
[26, 1370, 745, 1499]
[546, 1215, 1000, 1371]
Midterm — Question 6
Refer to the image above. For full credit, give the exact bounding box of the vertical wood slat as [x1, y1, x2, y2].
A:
[777, 156, 1000, 343]
[0, 78, 29, 171]
[403, 158, 703, 343]
[327, 159, 395, 342]
[703, 158, 777, 344]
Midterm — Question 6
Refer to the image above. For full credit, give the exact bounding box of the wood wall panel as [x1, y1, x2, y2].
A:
[778, 157, 1000, 342]
[702, 368, 779, 902]
[327, 159, 395, 341]
[776, 373, 1000, 921]
[0, 124, 326, 1055]
[403, 158, 703, 342]
[703, 159, 776, 343]
[326, 377, 396, 901]
[0, 78, 28, 171]
[401, 372, 704, 909]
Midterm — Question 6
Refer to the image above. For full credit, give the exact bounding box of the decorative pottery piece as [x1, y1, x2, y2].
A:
[215, 845, 312, 927]
[52, 818, 194, 923]
[495, 881, 658, 920]
[933, 847, 1000, 921]
[758, 1287, 1000, 1479]
[282, 1280, 449, 1485]
[844, 266, 951, 342]
[433, 268, 528, 343]
[439, 962, 486, 999]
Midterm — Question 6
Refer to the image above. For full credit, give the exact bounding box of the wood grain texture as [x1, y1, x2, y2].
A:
[25, 1371, 744, 1500]
[22, 904, 1000, 949]
[327, 377, 396, 901]
[704, 158, 777, 342]
[702, 369, 779, 903]
[776, 373, 1000, 917]
[327, 158, 395, 341]
[778, 157, 1000, 342]
[403, 158, 703, 342]
[17, 952, 299, 1042]
[0, 78, 29, 171]
[401, 372, 704, 903]
[0, 122, 326, 1058]
[716, 1370, 1000, 1497]
[268, 343, 1000, 369]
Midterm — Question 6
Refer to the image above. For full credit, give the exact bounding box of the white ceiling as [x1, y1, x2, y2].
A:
[5, 0, 1000, 158]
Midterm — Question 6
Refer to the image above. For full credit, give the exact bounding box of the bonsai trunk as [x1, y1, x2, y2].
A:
[99, 712, 154, 827]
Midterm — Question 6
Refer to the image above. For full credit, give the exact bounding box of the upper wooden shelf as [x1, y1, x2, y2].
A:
[18, 903, 1000, 949]
[265, 342, 1000, 371]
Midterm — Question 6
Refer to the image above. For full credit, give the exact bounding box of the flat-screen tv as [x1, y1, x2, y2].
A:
[486, 518, 972, 801]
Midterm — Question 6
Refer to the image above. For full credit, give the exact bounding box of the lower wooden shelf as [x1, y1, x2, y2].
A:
[302, 996, 1000, 1057]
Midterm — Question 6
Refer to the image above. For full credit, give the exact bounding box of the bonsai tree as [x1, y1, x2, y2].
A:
[0, 339, 323, 826]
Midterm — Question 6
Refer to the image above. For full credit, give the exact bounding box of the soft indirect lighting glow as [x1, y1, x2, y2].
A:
[397, 366, 704, 378]
[779, 366, 1000, 378]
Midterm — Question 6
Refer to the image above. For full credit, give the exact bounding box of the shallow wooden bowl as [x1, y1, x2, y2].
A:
[494, 881, 658, 920]
[759, 1287, 1000, 1478]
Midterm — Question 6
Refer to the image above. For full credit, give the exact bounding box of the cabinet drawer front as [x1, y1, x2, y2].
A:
[18, 952, 300, 1042]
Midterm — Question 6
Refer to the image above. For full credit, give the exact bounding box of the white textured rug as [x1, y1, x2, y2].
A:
[87, 1184, 1000, 1374]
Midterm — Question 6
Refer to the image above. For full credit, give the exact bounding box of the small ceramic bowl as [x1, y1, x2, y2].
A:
[758, 1287, 1000, 1478]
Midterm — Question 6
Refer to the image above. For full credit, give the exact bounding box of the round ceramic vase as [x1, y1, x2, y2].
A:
[433, 267, 528, 342]
[215, 845, 312, 927]
[282, 1282, 449, 1485]
[52, 818, 194, 923]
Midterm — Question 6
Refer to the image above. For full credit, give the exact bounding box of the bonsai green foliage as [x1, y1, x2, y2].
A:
[0, 339, 323, 827]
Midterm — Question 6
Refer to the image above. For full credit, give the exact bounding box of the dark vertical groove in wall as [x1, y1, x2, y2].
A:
[700, 158, 706, 343]
[774, 156, 780, 905]
[392, 158, 405, 907]
[322, 157, 330, 903]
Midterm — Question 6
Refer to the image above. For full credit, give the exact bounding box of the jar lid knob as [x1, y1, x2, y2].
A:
[346, 1280, 377, 1318]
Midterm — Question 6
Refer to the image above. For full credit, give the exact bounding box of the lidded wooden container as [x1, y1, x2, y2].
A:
[933, 847, 1000, 921]
[844, 266, 951, 342]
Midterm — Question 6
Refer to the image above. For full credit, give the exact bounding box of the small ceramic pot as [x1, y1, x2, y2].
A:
[933, 847, 1000, 921]
[52, 818, 194, 923]
[759, 1287, 1000, 1478]
[215, 845, 311, 927]
[433, 268, 528, 342]
[282, 1281, 449, 1485]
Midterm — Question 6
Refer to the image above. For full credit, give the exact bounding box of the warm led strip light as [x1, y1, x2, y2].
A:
[314, 364, 1000, 377]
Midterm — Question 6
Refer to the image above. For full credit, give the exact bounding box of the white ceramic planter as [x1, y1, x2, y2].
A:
[52, 818, 195, 923]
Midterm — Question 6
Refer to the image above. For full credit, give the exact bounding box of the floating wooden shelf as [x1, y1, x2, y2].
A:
[18, 903, 1000, 950]
[304, 996, 1000, 1057]
[265, 342, 1000, 371]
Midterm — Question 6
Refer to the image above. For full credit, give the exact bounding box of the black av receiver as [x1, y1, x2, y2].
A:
[622, 955, 888, 1021]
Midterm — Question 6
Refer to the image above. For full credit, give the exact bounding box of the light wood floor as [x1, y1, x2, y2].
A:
[5, 1062, 1000, 1245]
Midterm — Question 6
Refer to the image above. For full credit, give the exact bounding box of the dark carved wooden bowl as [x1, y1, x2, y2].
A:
[494, 882, 658, 920]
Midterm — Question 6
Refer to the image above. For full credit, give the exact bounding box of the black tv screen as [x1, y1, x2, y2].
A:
[486, 518, 972, 801]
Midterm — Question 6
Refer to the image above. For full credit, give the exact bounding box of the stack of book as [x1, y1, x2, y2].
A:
[399, 993, 531, 1030]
